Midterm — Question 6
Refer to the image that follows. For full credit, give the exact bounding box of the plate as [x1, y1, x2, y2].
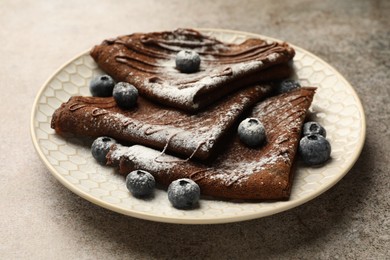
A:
[30, 29, 365, 224]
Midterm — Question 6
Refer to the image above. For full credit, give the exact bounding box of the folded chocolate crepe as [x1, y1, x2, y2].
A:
[51, 84, 274, 161]
[90, 28, 295, 111]
[106, 87, 316, 200]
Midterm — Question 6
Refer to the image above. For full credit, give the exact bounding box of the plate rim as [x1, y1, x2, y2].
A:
[30, 28, 366, 224]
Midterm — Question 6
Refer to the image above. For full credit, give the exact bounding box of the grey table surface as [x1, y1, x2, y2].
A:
[1, 0, 389, 259]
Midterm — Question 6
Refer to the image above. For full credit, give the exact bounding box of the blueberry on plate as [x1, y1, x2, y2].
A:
[113, 82, 139, 109]
[278, 79, 301, 93]
[299, 134, 331, 165]
[237, 118, 266, 147]
[91, 136, 116, 165]
[175, 50, 201, 73]
[126, 170, 155, 197]
[89, 75, 115, 97]
[303, 121, 327, 137]
[168, 178, 200, 209]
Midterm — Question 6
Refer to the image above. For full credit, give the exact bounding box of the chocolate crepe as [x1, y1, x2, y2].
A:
[90, 28, 295, 111]
[106, 87, 316, 200]
[51, 84, 273, 161]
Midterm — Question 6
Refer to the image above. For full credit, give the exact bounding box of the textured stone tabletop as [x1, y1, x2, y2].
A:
[1, 0, 389, 259]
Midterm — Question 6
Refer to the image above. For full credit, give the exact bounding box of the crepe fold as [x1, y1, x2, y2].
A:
[106, 87, 316, 200]
[51, 84, 274, 160]
[90, 28, 295, 111]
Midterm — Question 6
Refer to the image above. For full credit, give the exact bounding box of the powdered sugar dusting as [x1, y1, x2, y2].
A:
[92, 29, 295, 110]
[106, 88, 315, 199]
[209, 153, 282, 184]
[112, 144, 176, 173]
[103, 111, 208, 154]
[78, 86, 264, 157]
[142, 60, 266, 109]
[267, 53, 279, 62]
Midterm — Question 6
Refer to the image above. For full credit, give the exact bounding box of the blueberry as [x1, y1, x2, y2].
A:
[278, 79, 301, 93]
[175, 50, 201, 73]
[237, 118, 266, 147]
[168, 178, 200, 209]
[299, 134, 331, 165]
[89, 75, 115, 97]
[91, 136, 116, 165]
[303, 121, 327, 137]
[126, 170, 155, 197]
[113, 82, 138, 109]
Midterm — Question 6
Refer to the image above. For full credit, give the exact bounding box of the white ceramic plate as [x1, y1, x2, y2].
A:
[30, 29, 365, 224]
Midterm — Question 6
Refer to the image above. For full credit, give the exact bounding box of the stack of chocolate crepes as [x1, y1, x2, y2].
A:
[51, 29, 316, 200]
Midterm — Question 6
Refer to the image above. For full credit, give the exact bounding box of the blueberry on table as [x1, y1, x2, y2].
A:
[303, 121, 327, 137]
[278, 79, 301, 93]
[299, 134, 331, 165]
[113, 82, 139, 109]
[89, 75, 115, 97]
[91, 136, 117, 165]
[168, 178, 200, 209]
[126, 170, 155, 197]
[175, 50, 201, 73]
[237, 118, 266, 147]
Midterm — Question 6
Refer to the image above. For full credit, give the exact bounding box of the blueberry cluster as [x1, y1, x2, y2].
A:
[125, 173, 200, 209]
[89, 75, 138, 109]
[299, 121, 331, 165]
[126, 173, 200, 209]
[276, 79, 331, 165]
[91, 136, 201, 209]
